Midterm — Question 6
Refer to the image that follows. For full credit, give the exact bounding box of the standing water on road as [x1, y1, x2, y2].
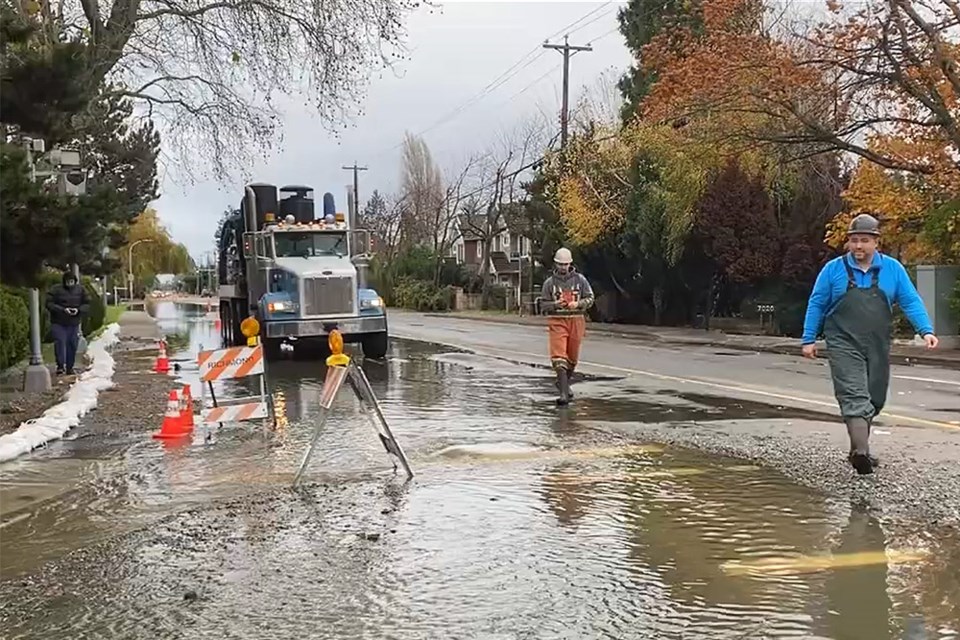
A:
[1, 302, 957, 638]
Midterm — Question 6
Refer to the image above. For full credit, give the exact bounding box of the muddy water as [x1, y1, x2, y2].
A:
[1, 302, 958, 638]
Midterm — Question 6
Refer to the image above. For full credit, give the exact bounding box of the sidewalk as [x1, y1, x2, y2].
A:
[425, 311, 960, 370]
[0, 311, 167, 440]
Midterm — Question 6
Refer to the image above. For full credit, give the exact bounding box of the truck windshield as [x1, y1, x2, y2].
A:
[273, 232, 347, 258]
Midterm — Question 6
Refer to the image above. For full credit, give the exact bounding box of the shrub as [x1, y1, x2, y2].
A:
[950, 274, 960, 329]
[485, 284, 509, 311]
[27, 271, 105, 338]
[0, 287, 30, 370]
[81, 279, 106, 337]
[392, 278, 454, 311]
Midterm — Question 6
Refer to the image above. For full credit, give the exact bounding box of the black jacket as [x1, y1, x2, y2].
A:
[46, 277, 90, 326]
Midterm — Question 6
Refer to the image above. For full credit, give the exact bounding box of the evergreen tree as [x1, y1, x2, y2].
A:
[617, 0, 701, 124]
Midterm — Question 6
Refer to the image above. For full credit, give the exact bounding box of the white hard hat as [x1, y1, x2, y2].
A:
[553, 247, 573, 264]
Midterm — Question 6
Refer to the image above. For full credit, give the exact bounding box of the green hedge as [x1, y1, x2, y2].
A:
[81, 280, 106, 337]
[392, 278, 455, 311]
[34, 273, 105, 338]
[1, 276, 107, 371]
[0, 287, 30, 370]
[950, 274, 960, 331]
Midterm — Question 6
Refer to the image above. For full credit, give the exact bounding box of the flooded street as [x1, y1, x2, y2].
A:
[1, 302, 958, 639]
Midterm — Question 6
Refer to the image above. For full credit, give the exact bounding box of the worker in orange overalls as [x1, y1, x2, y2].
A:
[540, 248, 594, 406]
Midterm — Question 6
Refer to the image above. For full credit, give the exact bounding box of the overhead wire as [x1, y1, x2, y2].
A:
[453, 20, 627, 203]
[370, 1, 621, 160]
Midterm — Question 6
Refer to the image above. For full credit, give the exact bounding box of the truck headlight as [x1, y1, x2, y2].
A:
[267, 301, 293, 313]
[361, 297, 384, 310]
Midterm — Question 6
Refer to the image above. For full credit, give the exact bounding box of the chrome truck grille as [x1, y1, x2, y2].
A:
[302, 276, 355, 316]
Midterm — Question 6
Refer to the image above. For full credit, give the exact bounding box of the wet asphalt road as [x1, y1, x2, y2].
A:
[0, 304, 958, 638]
[388, 311, 960, 432]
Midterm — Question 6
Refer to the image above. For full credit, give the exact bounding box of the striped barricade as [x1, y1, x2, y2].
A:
[201, 401, 268, 425]
[197, 342, 273, 437]
[198, 345, 264, 382]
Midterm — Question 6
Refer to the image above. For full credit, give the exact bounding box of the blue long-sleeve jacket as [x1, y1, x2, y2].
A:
[801, 252, 934, 344]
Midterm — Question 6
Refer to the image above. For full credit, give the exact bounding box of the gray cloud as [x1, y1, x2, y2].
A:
[155, 1, 631, 258]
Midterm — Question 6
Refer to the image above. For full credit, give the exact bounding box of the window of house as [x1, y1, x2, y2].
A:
[476, 243, 481, 259]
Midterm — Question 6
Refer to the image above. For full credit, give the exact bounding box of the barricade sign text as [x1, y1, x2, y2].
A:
[198, 345, 264, 382]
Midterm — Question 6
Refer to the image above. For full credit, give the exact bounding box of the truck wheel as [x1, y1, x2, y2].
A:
[230, 299, 244, 346]
[263, 337, 284, 361]
[361, 331, 389, 359]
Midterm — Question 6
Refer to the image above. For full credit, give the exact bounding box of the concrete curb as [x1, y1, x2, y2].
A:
[423, 313, 960, 370]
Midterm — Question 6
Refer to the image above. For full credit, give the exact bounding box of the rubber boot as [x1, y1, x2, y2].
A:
[866, 417, 880, 468]
[850, 418, 881, 468]
[845, 417, 874, 475]
[556, 365, 575, 399]
[556, 368, 571, 407]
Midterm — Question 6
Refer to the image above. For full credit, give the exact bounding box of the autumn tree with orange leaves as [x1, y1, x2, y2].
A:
[640, 0, 959, 177]
[638, 0, 958, 263]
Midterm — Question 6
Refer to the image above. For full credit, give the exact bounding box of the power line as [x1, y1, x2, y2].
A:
[566, 6, 618, 38]
[543, 37, 594, 148]
[457, 130, 620, 204]
[370, 2, 621, 159]
[495, 25, 624, 111]
[342, 163, 368, 220]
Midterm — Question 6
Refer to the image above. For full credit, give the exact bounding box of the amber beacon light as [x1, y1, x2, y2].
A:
[326, 330, 350, 366]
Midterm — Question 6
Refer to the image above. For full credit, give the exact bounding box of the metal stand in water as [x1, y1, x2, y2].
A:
[293, 329, 413, 487]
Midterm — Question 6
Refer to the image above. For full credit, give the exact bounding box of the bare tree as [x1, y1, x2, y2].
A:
[463, 116, 548, 306]
[572, 67, 624, 130]
[15, 0, 419, 180]
[399, 131, 444, 248]
[426, 155, 478, 284]
[364, 190, 406, 262]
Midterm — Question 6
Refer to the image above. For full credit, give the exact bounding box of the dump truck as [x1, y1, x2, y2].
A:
[216, 183, 388, 359]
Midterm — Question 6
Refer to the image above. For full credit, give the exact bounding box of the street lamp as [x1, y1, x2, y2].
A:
[128, 239, 154, 300]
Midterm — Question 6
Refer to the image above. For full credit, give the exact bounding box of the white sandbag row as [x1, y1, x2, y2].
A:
[0, 323, 123, 463]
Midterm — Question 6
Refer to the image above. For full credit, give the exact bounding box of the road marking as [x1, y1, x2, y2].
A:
[392, 330, 960, 432]
[722, 549, 928, 576]
[894, 374, 960, 387]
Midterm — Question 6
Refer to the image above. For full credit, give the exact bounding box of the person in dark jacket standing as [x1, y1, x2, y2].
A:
[801, 214, 938, 475]
[46, 271, 90, 376]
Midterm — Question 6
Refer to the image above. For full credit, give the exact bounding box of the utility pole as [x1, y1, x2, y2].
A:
[543, 36, 592, 149]
[342, 163, 368, 224]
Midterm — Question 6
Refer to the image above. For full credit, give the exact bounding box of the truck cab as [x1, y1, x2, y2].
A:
[219, 184, 388, 359]
[257, 213, 387, 357]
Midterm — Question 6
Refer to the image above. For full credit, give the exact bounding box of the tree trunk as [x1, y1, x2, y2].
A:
[705, 274, 716, 332]
[480, 237, 493, 309]
[652, 286, 663, 326]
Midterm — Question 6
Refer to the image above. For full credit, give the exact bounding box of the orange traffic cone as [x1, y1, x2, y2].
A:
[153, 390, 190, 439]
[180, 384, 194, 428]
[154, 340, 170, 373]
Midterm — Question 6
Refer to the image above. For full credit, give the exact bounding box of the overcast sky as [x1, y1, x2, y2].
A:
[154, 1, 632, 260]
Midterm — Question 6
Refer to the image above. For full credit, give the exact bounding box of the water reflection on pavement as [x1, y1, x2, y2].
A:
[0, 302, 957, 639]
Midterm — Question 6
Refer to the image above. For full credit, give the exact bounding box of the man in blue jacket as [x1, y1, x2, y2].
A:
[801, 214, 939, 475]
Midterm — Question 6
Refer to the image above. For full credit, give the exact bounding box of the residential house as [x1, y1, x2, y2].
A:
[450, 213, 535, 288]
